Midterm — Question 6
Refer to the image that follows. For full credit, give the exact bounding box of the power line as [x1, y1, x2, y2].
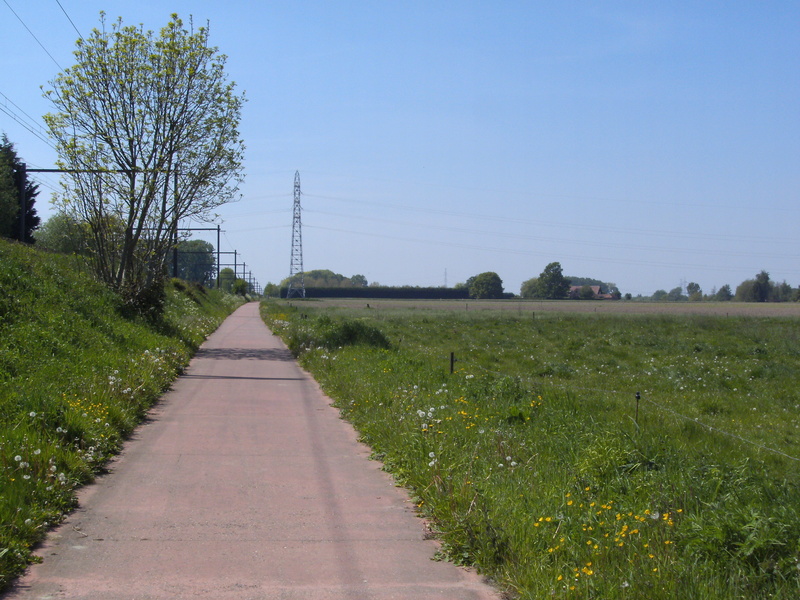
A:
[55, 0, 83, 39]
[2, 0, 64, 71]
[304, 208, 798, 263]
[304, 193, 796, 245]
[0, 104, 54, 148]
[0, 90, 49, 139]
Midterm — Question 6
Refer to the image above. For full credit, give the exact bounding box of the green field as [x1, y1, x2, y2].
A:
[262, 299, 800, 599]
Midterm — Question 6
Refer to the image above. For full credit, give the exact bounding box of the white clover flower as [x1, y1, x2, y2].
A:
[428, 460, 436, 467]
[29, 411, 37, 417]
[428, 452, 435, 458]
[14, 455, 22, 462]
[34, 449, 41, 455]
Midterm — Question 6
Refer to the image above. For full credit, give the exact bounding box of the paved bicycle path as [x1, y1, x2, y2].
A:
[5, 302, 501, 600]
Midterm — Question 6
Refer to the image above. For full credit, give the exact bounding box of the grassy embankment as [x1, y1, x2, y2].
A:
[0, 239, 243, 590]
[262, 300, 800, 599]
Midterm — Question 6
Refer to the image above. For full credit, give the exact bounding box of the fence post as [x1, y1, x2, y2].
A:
[635, 391, 641, 426]
[450, 352, 455, 374]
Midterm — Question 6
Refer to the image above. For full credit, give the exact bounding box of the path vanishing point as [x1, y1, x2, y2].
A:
[4, 302, 502, 600]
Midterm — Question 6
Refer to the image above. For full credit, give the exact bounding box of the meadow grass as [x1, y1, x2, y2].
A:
[262, 300, 800, 599]
[0, 239, 243, 590]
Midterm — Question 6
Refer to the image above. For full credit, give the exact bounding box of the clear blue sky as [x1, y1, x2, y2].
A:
[2, 1, 798, 296]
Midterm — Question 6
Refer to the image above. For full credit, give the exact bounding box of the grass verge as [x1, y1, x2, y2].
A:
[262, 300, 800, 599]
[0, 239, 243, 590]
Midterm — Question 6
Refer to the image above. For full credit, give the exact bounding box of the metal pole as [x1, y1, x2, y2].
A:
[17, 162, 26, 241]
[216, 226, 221, 289]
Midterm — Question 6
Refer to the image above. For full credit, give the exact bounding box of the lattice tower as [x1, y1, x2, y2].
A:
[286, 171, 305, 298]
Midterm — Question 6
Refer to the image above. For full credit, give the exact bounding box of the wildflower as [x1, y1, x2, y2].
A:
[428, 452, 435, 458]
[29, 411, 37, 417]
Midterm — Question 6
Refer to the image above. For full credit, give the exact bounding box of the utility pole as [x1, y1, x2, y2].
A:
[286, 171, 305, 299]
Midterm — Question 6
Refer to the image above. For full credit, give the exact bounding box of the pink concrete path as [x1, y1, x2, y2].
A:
[5, 303, 502, 600]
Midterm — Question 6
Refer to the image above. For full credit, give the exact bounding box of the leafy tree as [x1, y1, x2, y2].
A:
[536, 262, 570, 299]
[44, 13, 245, 307]
[176, 239, 216, 285]
[0, 136, 39, 242]
[667, 287, 687, 301]
[715, 284, 733, 301]
[579, 285, 595, 300]
[218, 267, 236, 292]
[735, 279, 757, 302]
[652, 289, 668, 301]
[231, 278, 249, 296]
[456, 275, 477, 292]
[772, 281, 794, 303]
[735, 271, 772, 302]
[753, 270, 771, 302]
[520, 277, 538, 298]
[36, 212, 90, 254]
[469, 272, 504, 299]
[263, 282, 280, 297]
[686, 282, 702, 301]
[350, 274, 368, 287]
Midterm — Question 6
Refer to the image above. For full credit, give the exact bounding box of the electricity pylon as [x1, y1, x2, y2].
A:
[286, 171, 305, 299]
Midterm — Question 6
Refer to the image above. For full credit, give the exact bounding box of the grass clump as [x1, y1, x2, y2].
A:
[262, 300, 800, 599]
[0, 239, 243, 590]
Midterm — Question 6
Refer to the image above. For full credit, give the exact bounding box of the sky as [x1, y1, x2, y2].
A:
[2, 1, 798, 297]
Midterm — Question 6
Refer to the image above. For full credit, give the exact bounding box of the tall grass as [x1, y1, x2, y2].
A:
[262, 301, 800, 599]
[0, 239, 243, 590]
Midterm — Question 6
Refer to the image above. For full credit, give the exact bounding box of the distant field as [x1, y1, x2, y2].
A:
[294, 297, 800, 317]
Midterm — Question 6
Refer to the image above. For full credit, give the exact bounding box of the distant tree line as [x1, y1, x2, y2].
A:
[647, 271, 798, 303]
[267, 264, 799, 303]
